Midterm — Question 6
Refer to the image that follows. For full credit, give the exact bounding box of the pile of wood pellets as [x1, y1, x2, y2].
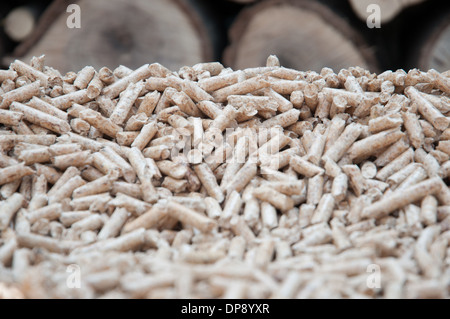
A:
[0, 55, 449, 299]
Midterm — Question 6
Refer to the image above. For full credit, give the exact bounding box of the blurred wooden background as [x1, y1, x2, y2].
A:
[0, 0, 449, 73]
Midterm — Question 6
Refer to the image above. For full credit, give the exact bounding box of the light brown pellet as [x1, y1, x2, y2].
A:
[194, 163, 224, 203]
[11, 102, 70, 134]
[12, 60, 48, 86]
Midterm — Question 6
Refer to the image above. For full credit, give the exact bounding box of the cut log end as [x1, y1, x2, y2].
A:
[19, 0, 213, 73]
